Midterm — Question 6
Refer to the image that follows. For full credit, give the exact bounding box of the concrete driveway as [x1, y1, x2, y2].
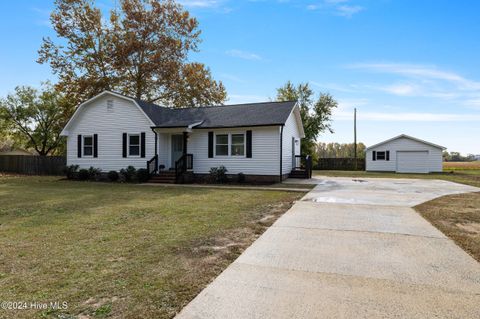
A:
[176, 177, 480, 319]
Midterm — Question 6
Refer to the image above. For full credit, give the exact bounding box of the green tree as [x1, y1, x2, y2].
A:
[316, 142, 366, 159]
[0, 85, 73, 156]
[38, 0, 227, 107]
[276, 81, 337, 159]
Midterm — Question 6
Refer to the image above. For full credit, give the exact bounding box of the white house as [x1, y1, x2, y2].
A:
[60, 91, 307, 183]
[365, 134, 445, 173]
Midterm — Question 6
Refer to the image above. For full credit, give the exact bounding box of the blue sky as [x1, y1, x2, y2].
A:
[1, 0, 479, 154]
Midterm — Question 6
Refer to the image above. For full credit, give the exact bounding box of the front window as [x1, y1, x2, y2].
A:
[231, 134, 245, 156]
[83, 136, 93, 156]
[215, 133, 245, 157]
[215, 134, 229, 156]
[376, 151, 386, 160]
[129, 134, 140, 156]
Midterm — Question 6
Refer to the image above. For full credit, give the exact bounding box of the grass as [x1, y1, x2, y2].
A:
[313, 169, 480, 188]
[0, 176, 303, 319]
[415, 192, 480, 262]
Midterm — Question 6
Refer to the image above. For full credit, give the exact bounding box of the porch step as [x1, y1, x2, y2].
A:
[289, 169, 308, 179]
[148, 171, 176, 184]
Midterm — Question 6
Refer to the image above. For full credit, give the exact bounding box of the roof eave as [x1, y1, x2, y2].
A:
[366, 134, 446, 150]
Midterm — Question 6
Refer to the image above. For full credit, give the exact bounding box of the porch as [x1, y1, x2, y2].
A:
[147, 128, 193, 183]
[144, 127, 312, 184]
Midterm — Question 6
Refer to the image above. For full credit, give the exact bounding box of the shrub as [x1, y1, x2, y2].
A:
[88, 167, 102, 181]
[63, 165, 79, 179]
[120, 166, 137, 182]
[209, 165, 228, 183]
[136, 168, 150, 183]
[237, 172, 245, 183]
[107, 170, 119, 182]
[78, 169, 90, 181]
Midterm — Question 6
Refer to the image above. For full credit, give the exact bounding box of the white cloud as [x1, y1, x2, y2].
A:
[324, 0, 349, 4]
[347, 63, 480, 90]
[307, 1, 364, 18]
[464, 99, 480, 109]
[311, 81, 358, 93]
[342, 62, 480, 108]
[336, 5, 363, 17]
[31, 7, 52, 28]
[381, 83, 418, 96]
[178, 0, 222, 8]
[334, 110, 480, 122]
[219, 73, 245, 83]
[337, 98, 369, 110]
[226, 49, 262, 61]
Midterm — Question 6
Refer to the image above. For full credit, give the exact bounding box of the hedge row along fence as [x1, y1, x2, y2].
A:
[0, 155, 66, 175]
[314, 158, 365, 171]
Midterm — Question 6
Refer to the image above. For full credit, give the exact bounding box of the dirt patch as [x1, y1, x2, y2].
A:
[173, 198, 298, 313]
[415, 192, 480, 262]
[456, 222, 480, 234]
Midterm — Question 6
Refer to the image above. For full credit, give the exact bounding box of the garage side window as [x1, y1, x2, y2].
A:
[375, 151, 390, 161]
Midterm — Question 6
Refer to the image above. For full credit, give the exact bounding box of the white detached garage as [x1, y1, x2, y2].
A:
[366, 134, 445, 173]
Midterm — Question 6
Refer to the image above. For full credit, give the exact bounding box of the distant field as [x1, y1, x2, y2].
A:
[443, 161, 480, 170]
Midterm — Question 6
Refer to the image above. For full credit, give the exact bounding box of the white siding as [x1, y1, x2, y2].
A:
[366, 137, 443, 173]
[187, 126, 281, 175]
[282, 111, 302, 175]
[66, 95, 155, 171]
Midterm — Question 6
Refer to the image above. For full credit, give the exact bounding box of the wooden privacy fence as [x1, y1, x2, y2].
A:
[314, 158, 365, 171]
[0, 155, 66, 175]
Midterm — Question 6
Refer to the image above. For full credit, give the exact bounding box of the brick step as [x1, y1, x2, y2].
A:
[289, 170, 308, 178]
[149, 171, 177, 183]
[154, 171, 176, 176]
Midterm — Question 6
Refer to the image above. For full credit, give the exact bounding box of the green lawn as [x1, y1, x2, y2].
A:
[0, 176, 302, 318]
[313, 169, 480, 188]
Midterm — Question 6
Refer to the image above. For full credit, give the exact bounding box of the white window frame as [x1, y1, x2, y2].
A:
[376, 151, 386, 160]
[128, 133, 141, 157]
[214, 132, 246, 158]
[83, 135, 93, 157]
[214, 133, 229, 157]
[230, 133, 245, 157]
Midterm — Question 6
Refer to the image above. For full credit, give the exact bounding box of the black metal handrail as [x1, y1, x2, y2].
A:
[175, 153, 193, 182]
[147, 154, 158, 175]
[294, 155, 312, 178]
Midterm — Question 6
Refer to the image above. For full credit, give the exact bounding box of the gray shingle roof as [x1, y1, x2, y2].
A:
[135, 99, 297, 128]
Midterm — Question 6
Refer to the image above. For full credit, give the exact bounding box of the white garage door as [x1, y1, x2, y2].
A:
[396, 151, 429, 173]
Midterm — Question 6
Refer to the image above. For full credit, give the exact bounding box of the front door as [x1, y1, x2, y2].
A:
[171, 134, 184, 167]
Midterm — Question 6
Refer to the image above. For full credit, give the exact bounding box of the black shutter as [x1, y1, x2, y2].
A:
[77, 135, 82, 158]
[372, 151, 376, 161]
[246, 130, 252, 158]
[122, 133, 127, 158]
[208, 131, 214, 158]
[141, 132, 146, 158]
[93, 134, 98, 158]
[386, 151, 390, 161]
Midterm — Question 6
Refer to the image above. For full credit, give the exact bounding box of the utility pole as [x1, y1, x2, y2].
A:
[354, 108, 357, 170]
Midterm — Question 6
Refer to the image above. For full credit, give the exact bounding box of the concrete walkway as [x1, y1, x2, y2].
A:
[176, 177, 480, 319]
